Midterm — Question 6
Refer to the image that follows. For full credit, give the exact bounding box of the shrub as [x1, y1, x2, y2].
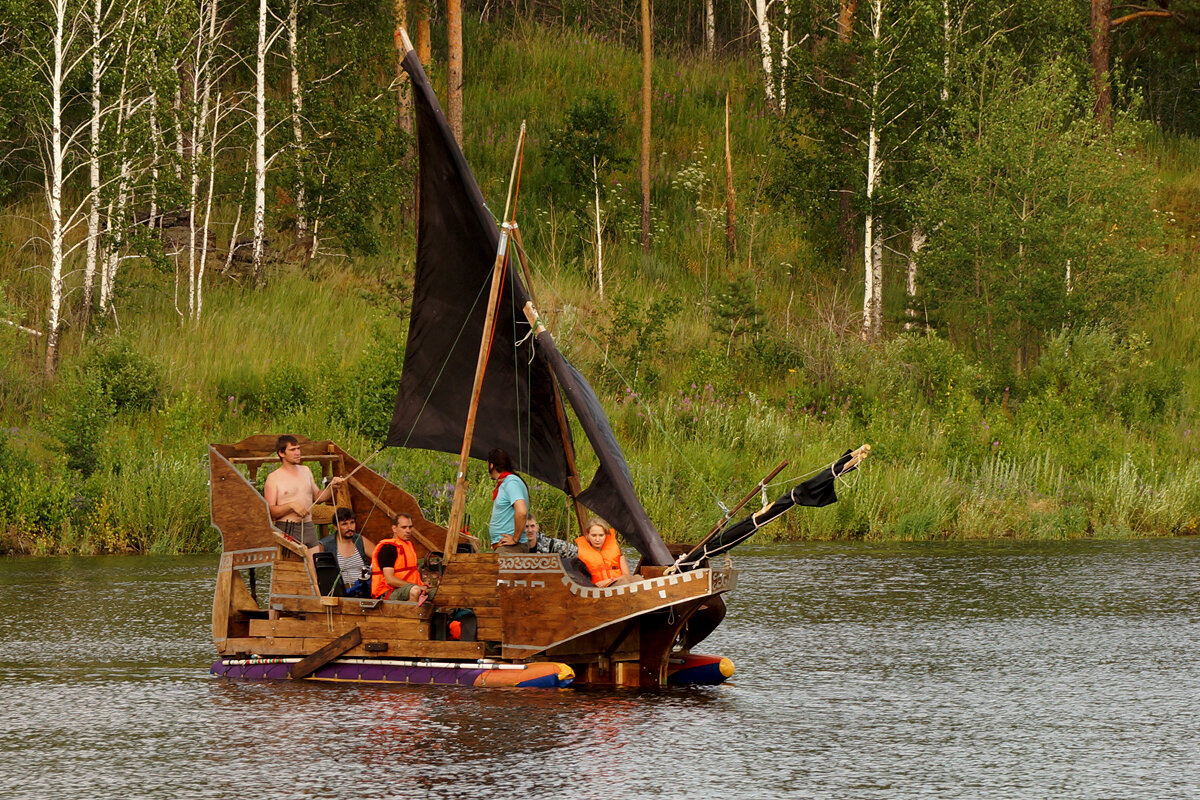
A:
[84, 336, 163, 412]
[322, 321, 407, 444]
[47, 371, 113, 476]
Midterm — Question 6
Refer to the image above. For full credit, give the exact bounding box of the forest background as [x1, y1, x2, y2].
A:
[1, 0, 1199, 554]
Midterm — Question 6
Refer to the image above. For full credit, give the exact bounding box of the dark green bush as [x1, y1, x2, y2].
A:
[84, 336, 163, 412]
[262, 363, 313, 416]
[322, 322, 406, 444]
[47, 371, 113, 476]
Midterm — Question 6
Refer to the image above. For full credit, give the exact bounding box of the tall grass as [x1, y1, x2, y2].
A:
[2, 26, 1199, 553]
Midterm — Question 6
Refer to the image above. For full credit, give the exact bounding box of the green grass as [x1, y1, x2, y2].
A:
[1, 23, 1199, 553]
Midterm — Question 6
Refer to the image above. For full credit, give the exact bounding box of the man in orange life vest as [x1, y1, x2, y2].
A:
[371, 513, 427, 603]
[575, 518, 634, 587]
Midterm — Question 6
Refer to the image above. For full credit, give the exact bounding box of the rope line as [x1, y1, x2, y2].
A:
[510, 235, 727, 512]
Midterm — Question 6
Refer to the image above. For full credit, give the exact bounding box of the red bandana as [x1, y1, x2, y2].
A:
[492, 472, 514, 500]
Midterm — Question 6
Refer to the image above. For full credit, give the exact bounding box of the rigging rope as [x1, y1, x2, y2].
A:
[511, 235, 727, 513]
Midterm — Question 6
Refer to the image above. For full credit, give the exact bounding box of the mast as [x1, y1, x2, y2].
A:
[511, 230, 589, 536]
[442, 124, 526, 561]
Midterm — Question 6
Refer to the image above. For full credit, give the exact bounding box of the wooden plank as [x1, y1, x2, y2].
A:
[270, 561, 316, 597]
[229, 569, 261, 613]
[271, 595, 433, 619]
[231, 454, 341, 465]
[433, 587, 502, 606]
[210, 448, 277, 553]
[212, 566, 233, 647]
[289, 627, 362, 679]
[250, 617, 429, 640]
[475, 623, 503, 641]
[221, 637, 487, 660]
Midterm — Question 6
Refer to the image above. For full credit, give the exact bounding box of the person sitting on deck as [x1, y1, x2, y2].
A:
[575, 518, 633, 587]
[371, 513, 428, 603]
[487, 448, 529, 554]
[263, 434, 345, 547]
[527, 514, 578, 559]
[315, 507, 375, 596]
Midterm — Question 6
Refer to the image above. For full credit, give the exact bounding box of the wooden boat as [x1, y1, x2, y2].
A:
[208, 35, 867, 689]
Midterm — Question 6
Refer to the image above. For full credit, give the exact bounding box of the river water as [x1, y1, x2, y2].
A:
[1, 538, 1197, 799]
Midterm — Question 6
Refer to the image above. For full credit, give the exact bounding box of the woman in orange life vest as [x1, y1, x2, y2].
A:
[575, 518, 634, 587]
[371, 513, 428, 603]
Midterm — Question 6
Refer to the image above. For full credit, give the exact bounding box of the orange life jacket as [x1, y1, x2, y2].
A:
[575, 531, 625, 585]
[371, 537, 424, 598]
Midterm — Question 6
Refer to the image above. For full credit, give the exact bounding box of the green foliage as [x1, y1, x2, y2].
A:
[1025, 325, 1181, 427]
[320, 321, 407, 444]
[262, 363, 313, 416]
[709, 276, 764, 354]
[83, 336, 164, 412]
[0, 19, 1197, 555]
[0, 433, 77, 551]
[547, 90, 629, 206]
[595, 291, 680, 393]
[47, 371, 113, 476]
[916, 58, 1166, 362]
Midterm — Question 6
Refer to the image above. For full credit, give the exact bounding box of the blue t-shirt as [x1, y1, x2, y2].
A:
[488, 474, 529, 544]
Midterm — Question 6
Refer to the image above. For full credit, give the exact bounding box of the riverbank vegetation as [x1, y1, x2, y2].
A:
[1, 5, 1198, 553]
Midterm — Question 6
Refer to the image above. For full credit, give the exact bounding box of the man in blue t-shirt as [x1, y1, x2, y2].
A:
[486, 448, 529, 554]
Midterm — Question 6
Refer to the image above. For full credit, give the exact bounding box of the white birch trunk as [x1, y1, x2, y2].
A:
[104, 100, 131, 317]
[100, 57, 132, 317]
[861, 0, 884, 337]
[84, 0, 102, 317]
[942, 0, 950, 101]
[288, 0, 306, 242]
[704, 0, 714, 56]
[44, 0, 69, 377]
[252, 0, 268, 285]
[779, 0, 790, 112]
[148, 91, 160, 227]
[173, 82, 184, 182]
[100, 192, 114, 310]
[188, 13, 206, 319]
[196, 92, 221, 323]
[225, 157, 250, 274]
[753, 0, 775, 107]
[905, 225, 925, 330]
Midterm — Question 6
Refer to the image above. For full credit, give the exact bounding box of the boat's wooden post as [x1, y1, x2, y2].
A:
[670, 460, 789, 572]
[443, 230, 510, 561]
[519, 299, 589, 534]
[444, 124, 527, 562]
[513, 251, 589, 536]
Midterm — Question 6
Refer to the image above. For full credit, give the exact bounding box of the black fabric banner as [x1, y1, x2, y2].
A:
[387, 48, 671, 564]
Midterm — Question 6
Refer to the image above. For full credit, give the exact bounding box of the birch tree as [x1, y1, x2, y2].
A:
[915, 58, 1163, 363]
[751, 0, 776, 107]
[83, 0, 120, 321]
[251, 0, 286, 285]
[776, 0, 938, 336]
[24, 0, 94, 376]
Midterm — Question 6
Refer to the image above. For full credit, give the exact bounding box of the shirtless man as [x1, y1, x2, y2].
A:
[263, 435, 345, 547]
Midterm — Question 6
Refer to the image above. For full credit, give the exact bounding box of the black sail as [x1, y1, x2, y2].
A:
[386, 48, 565, 489]
[387, 46, 672, 565]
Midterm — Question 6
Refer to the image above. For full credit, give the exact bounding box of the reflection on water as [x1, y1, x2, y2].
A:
[1, 540, 1198, 799]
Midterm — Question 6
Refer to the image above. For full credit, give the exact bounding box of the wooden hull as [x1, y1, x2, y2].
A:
[209, 437, 736, 689]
